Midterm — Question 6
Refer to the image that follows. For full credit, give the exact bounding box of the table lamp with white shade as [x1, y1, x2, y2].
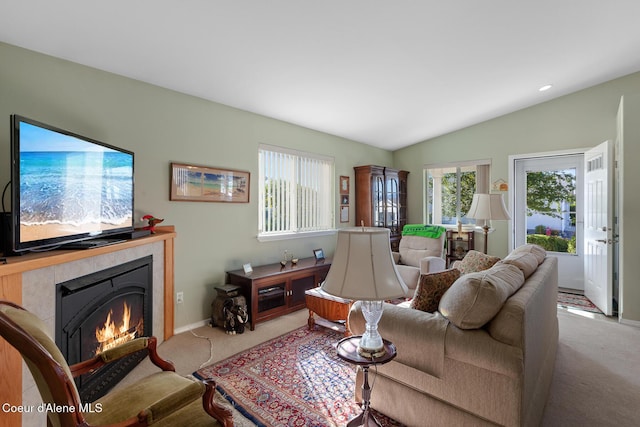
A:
[321, 226, 408, 358]
[466, 193, 511, 254]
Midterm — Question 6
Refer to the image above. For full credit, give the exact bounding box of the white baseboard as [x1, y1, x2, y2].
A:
[619, 317, 640, 328]
[174, 318, 211, 335]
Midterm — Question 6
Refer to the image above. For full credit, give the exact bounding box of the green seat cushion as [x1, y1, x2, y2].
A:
[85, 371, 221, 426]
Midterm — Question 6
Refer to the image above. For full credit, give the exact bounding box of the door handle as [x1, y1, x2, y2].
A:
[596, 239, 611, 244]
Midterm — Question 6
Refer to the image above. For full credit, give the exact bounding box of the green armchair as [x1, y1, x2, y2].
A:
[0, 300, 233, 427]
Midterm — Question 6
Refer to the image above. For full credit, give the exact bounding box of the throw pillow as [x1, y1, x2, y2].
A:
[410, 269, 461, 313]
[455, 250, 500, 274]
[499, 252, 539, 278]
[439, 263, 525, 329]
[511, 244, 546, 264]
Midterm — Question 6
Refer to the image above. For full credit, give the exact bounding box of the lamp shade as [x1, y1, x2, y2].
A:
[466, 193, 511, 221]
[321, 227, 408, 300]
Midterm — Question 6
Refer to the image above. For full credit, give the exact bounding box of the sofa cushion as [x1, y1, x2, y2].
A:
[454, 250, 500, 275]
[439, 263, 525, 329]
[410, 269, 461, 313]
[511, 244, 546, 264]
[499, 252, 539, 278]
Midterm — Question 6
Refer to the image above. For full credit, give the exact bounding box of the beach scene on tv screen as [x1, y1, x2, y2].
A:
[19, 122, 133, 243]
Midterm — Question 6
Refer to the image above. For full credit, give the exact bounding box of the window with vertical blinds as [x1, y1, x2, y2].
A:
[258, 145, 334, 239]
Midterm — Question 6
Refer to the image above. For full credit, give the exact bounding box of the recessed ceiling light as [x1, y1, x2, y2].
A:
[539, 84, 553, 92]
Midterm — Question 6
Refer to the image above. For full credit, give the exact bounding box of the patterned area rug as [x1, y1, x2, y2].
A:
[194, 327, 403, 427]
[557, 292, 603, 314]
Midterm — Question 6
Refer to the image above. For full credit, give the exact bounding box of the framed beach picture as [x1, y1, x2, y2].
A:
[170, 162, 250, 203]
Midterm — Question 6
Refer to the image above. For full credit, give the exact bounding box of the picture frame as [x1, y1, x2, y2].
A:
[339, 176, 350, 195]
[243, 263, 253, 275]
[313, 248, 325, 261]
[170, 162, 250, 203]
[340, 205, 349, 223]
[341, 195, 349, 205]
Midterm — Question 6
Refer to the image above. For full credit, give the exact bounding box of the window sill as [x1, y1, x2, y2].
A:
[257, 229, 337, 242]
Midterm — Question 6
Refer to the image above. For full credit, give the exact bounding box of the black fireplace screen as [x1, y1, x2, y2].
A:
[56, 256, 152, 402]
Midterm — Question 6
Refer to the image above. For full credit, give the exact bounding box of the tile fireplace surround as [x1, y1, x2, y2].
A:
[0, 228, 176, 427]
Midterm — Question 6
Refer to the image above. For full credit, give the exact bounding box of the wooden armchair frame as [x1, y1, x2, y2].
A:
[0, 300, 233, 427]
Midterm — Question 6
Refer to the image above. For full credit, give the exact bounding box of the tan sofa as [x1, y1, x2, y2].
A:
[349, 244, 558, 427]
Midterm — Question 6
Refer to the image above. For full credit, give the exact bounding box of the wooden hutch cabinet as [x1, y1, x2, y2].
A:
[354, 165, 409, 251]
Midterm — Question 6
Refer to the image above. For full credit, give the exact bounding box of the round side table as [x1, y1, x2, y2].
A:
[336, 335, 397, 427]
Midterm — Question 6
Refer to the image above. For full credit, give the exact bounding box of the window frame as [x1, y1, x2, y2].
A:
[258, 144, 335, 242]
[423, 159, 491, 226]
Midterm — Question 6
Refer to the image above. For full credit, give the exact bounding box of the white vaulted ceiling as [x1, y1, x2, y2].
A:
[2, 0, 640, 150]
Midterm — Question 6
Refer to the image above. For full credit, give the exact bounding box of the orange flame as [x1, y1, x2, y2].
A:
[95, 302, 144, 354]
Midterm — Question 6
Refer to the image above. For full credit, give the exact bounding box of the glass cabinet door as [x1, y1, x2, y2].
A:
[373, 175, 385, 227]
[386, 176, 399, 233]
[257, 283, 286, 313]
[290, 275, 315, 307]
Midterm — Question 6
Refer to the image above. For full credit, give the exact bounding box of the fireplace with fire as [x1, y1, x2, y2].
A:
[56, 256, 153, 402]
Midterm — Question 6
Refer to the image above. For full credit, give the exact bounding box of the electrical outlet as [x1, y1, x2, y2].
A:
[176, 291, 184, 304]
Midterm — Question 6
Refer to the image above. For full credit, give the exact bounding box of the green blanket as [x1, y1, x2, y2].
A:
[402, 224, 446, 238]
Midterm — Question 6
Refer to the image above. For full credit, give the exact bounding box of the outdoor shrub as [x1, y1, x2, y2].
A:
[567, 235, 576, 254]
[526, 234, 569, 252]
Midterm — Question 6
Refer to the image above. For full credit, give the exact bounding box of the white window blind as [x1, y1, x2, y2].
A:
[259, 145, 334, 237]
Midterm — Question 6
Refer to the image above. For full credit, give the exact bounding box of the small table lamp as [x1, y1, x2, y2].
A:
[466, 193, 511, 254]
[321, 226, 408, 358]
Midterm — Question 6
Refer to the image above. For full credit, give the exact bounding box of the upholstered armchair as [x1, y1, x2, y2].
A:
[0, 300, 233, 427]
[393, 234, 446, 293]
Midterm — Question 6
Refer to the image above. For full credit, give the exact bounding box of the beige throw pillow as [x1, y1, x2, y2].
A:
[511, 244, 546, 264]
[499, 252, 539, 278]
[439, 263, 525, 329]
[410, 269, 461, 313]
[454, 250, 500, 275]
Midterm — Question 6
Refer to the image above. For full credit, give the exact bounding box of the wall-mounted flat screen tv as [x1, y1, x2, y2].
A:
[10, 115, 134, 252]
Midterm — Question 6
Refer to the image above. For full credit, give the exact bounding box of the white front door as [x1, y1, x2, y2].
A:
[584, 141, 614, 315]
[513, 152, 584, 290]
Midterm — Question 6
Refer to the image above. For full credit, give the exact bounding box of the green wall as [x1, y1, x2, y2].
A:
[394, 73, 640, 324]
[0, 42, 392, 329]
[2, 41, 639, 326]
[619, 94, 640, 325]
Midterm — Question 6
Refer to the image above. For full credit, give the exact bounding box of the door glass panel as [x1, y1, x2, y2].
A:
[525, 169, 577, 254]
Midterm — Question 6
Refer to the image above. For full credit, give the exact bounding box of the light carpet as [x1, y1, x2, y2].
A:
[543, 309, 640, 426]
